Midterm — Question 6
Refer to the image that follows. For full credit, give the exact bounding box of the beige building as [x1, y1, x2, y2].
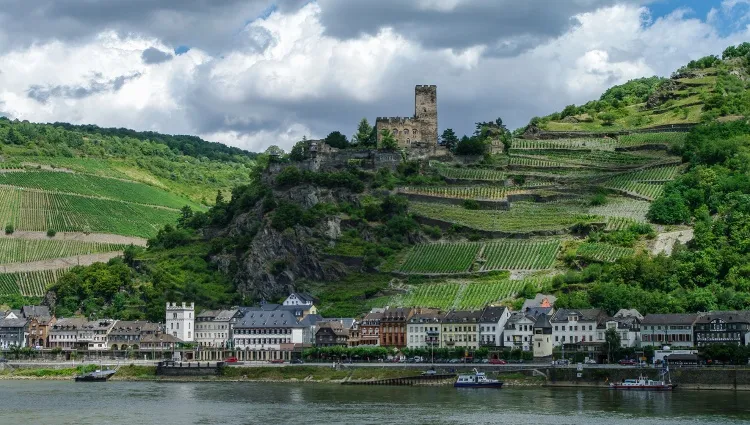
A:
[440, 310, 481, 350]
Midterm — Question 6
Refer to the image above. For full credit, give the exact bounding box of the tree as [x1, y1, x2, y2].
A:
[177, 206, 193, 228]
[353, 118, 374, 147]
[605, 328, 621, 363]
[599, 112, 617, 126]
[289, 141, 306, 161]
[454, 136, 487, 156]
[379, 129, 399, 151]
[4, 223, 13, 235]
[323, 131, 349, 149]
[440, 128, 459, 151]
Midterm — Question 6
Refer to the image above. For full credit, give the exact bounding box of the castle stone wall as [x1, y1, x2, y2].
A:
[376, 85, 438, 149]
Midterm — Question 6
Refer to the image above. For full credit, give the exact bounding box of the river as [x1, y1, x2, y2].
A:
[2, 381, 750, 424]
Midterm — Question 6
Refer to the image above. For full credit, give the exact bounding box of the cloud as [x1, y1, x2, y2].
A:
[141, 47, 173, 64]
[0, 1, 747, 153]
[27, 72, 143, 103]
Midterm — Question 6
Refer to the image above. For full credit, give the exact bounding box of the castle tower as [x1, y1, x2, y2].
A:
[375, 85, 438, 149]
[415, 85, 438, 145]
[166, 302, 194, 342]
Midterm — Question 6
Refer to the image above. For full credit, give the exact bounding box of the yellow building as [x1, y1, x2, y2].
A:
[440, 310, 481, 350]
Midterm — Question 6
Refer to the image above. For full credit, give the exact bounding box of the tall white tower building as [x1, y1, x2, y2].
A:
[166, 302, 194, 342]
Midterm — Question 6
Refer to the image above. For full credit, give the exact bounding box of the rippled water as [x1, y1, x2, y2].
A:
[2, 381, 750, 424]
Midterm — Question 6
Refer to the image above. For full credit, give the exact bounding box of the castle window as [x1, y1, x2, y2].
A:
[392, 128, 398, 135]
[407, 139, 410, 144]
[403, 129, 409, 135]
[413, 129, 418, 135]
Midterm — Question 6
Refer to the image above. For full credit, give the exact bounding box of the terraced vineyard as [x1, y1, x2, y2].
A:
[399, 239, 560, 274]
[392, 277, 551, 309]
[431, 163, 506, 182]
[0, 171, 201, 209]
[0, 269, 69, 297]
[399, 186, 520, 200]
[511, 138, 617, 151]
[509, 156, 578, 169]
[398, 243, 480, 274]
[480, 240, 560, 271]
[576, 242, 635, 262]
[588, 197, 651, 223]
[516, 150, 669, 168]
[616, 132, 687, 147]
[604, 165, 681, 184]
[0, 187, 180, 238]
[603, 181, 665, 200]
[0, 239, 127, 264]
[409, 201, 603, 233]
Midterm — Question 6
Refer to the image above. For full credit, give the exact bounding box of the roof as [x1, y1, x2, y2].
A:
[0, 318, 27, 328]
[81, 320, 116, 331]
[441, 310, 482, 324]
[215, 309, 240, 321]
[642, 313, 699, 326]
[381, 307, 414, 321]
[524, 306, 553, 318]
[21, 305, 51, 319]
[534, 314, 552, 329]
[51, 318, 89, 330]
[299, 314, 324, 327]
[479, 306, 508, 323]
[320, 318, 356, 329]
[695, 311, 750, 324]
[196, 310, 220, 319]
[288, 293, 317, 303]
[551, 309, 607, 323]
[521, 294, 557, 310]
[362, 311, 384, 322]
[614, 309, 643, 320]
[505, 311, 537, 327]
[235, 310, 302, 329]
[316, 321, 349, 337]
[409, 309, 443, 323]
[141, 333, 182, 343]
[109, 321, 160, 336]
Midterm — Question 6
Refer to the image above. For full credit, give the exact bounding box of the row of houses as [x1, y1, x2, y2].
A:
[4, 293, 750, 361]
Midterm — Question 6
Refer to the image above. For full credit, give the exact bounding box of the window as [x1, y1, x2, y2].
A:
[173, 313, 177, 319]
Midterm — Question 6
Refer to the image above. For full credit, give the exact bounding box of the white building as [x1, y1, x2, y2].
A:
[232, 309, 305, 361]
[478, 306, 511, 347]
[641, 313, 698, 348]
[406, 310, 442, 349]
[79, 320, 116, 351]
[551, 309, 607, 347]
[49, 318, 88, 350]
[166, 302, 194, 342]
[195, 309, 240, 348]
[283, 293, 316, 308]
[503, 312, 537, 351]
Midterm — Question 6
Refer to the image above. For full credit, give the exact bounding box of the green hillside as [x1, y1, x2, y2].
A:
[3, 43, 750, 322]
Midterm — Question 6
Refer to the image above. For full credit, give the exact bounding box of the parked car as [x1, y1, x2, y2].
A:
[585, 359, 597, 364]
[619, 359, 637, 366]
[448, 358, 460, 364]
[0, 358, 7, 363]
[552, 359, 570, 366]
[269, 359, 285, 364]
[489, 359, 507, 365]
[224, 357, 238, 363]
[291, 359, 304, 364]
[421, 369, 437, 376]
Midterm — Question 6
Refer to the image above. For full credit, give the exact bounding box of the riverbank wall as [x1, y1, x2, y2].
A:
[546, 367, 750, 391]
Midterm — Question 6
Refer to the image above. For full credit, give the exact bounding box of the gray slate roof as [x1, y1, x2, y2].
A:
[551, 309, 607, 323]
[521, 294, 557, 310]
[695, 311, 750, 324]
[0, 318, 27, 328]
[109, 321, 160, 336]
[51, 318, 88, 330]
[235, 310, 303, 329]
[479, 306, 508, 323]
[441, 310, 482, 323]
[299, 314, 323, 327]
[21, 305, 51, 319]
[642, 313, 699, 326]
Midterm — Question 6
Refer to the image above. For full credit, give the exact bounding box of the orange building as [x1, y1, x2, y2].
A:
[379, 308, 415, 348]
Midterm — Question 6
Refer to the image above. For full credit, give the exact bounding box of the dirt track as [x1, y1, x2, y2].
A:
[0, 231, 147, 246]
[650, 229, 694, 255]
[0, 252, 123, 273]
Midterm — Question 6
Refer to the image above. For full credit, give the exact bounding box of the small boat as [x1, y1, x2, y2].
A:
[454, 369, 503, 388]
[609, 367, 674, 391]
[75, 363, 118, 382]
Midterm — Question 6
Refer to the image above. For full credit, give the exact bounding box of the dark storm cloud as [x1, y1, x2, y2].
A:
[0, 0, 307, 54]
[315, 0, 652, 54]
[141, 47, 173, 64]
[27, 72, 142, 104]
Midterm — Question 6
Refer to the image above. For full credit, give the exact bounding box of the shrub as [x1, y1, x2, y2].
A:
[4, 224, 13, 235]
[462, 199, 480, 210]
[46, 229, 57, 237]
[589, 193, 607, 206]
[276, 166, 303, 187]
[647, 193, 691, 224]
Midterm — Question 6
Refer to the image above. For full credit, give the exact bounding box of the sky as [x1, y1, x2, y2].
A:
[0, 0, 748, 153]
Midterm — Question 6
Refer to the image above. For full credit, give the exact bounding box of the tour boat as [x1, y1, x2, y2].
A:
[609, 367, 674, 391]
[454, 369, 503, 388]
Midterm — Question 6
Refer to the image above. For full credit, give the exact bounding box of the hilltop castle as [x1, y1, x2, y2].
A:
[376, 85, 438, 148]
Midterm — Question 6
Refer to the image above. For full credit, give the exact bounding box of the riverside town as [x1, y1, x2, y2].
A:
[3, 2, 750, 422]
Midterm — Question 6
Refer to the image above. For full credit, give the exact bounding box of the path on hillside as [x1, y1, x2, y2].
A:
[0, 252, 123, 273]
[0, 231, 147, 246]
[650, 229, 694, 256]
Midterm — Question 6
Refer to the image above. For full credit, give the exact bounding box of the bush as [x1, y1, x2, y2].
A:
[589, 193, 607, 206]
[4, 224, 13, 235]
[276, 166, 303, 187]
[647, 193, 691, 224]
[46, 229, 57, 237]
[462, 199, 480, 210]
[455, 136, 488, 156]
